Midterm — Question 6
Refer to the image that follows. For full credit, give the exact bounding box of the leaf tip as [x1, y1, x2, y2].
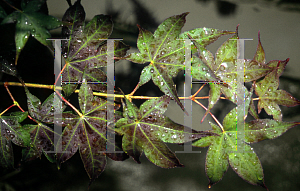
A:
[235, 24, 240, 36]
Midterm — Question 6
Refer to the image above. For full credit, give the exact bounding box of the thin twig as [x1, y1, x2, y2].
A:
[193, 99, 224, 132]
[3, 0, 22, 12]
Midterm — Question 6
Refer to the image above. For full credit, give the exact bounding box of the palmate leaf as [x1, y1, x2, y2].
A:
[193, 122, 267, 189]
[0, 111, 29, 168]
[61, 0, 129, 97]
[192, 28, 274, 116]
[1, 0, 62, 63]
[126, 13, 189, 114]
[193, 84, 299, 190]
[55, 83, 128, 183]
[115, 95, 216, 168]
[193, 90, 269, 189]
[254, 68, 300, 121]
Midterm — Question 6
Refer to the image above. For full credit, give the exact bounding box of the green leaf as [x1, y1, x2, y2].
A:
[0, 111, 29, 168]
[190, 27, 272, 114]
[193, 103, 268, 189]
[126, 13, 189, 114]
[1, 0, 62, 62]
[191, 55, 219, 82]
[254, 69, 300, 121]
[228, 145, 266, 188]
[206, 133, 229, 186]
[179, 27, 234, 47]
[203, 83, 222, 119]
[245, 119, 299, 143]
[214, 32, 271, 83]
[116, 95, 216, 168]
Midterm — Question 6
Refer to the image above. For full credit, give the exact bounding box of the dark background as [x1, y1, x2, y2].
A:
[1, 0, 300, 190]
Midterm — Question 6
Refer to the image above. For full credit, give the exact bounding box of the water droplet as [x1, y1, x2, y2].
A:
[208, 184, 212, 189]
[160, 82, 164, 86]
[150, 69, 154, 73]
[10, 134, 15, 139]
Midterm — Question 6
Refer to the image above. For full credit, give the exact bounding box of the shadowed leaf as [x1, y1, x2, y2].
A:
[1, 0, 62, 63]
[55, 83, 127, 183]
[116, 95, 216, 168]
[0, 111, 28, 168]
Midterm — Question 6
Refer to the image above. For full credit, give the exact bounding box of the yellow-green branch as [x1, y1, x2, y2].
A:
[1, 81, 226, 100]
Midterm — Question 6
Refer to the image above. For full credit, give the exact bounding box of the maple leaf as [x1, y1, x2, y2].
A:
[254, 67, 300, 121]
[191, 28, 273, 118]
[61, 0, 129, 97]
[126, 12, 189, 114]
[0, 111, 29, 168]
[193, 87, 300, 189]
[192, 91, 269, 189]
[1, 0, 63, 63]
[55, 83, 128, 184]
[115, 95, 217, 168]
